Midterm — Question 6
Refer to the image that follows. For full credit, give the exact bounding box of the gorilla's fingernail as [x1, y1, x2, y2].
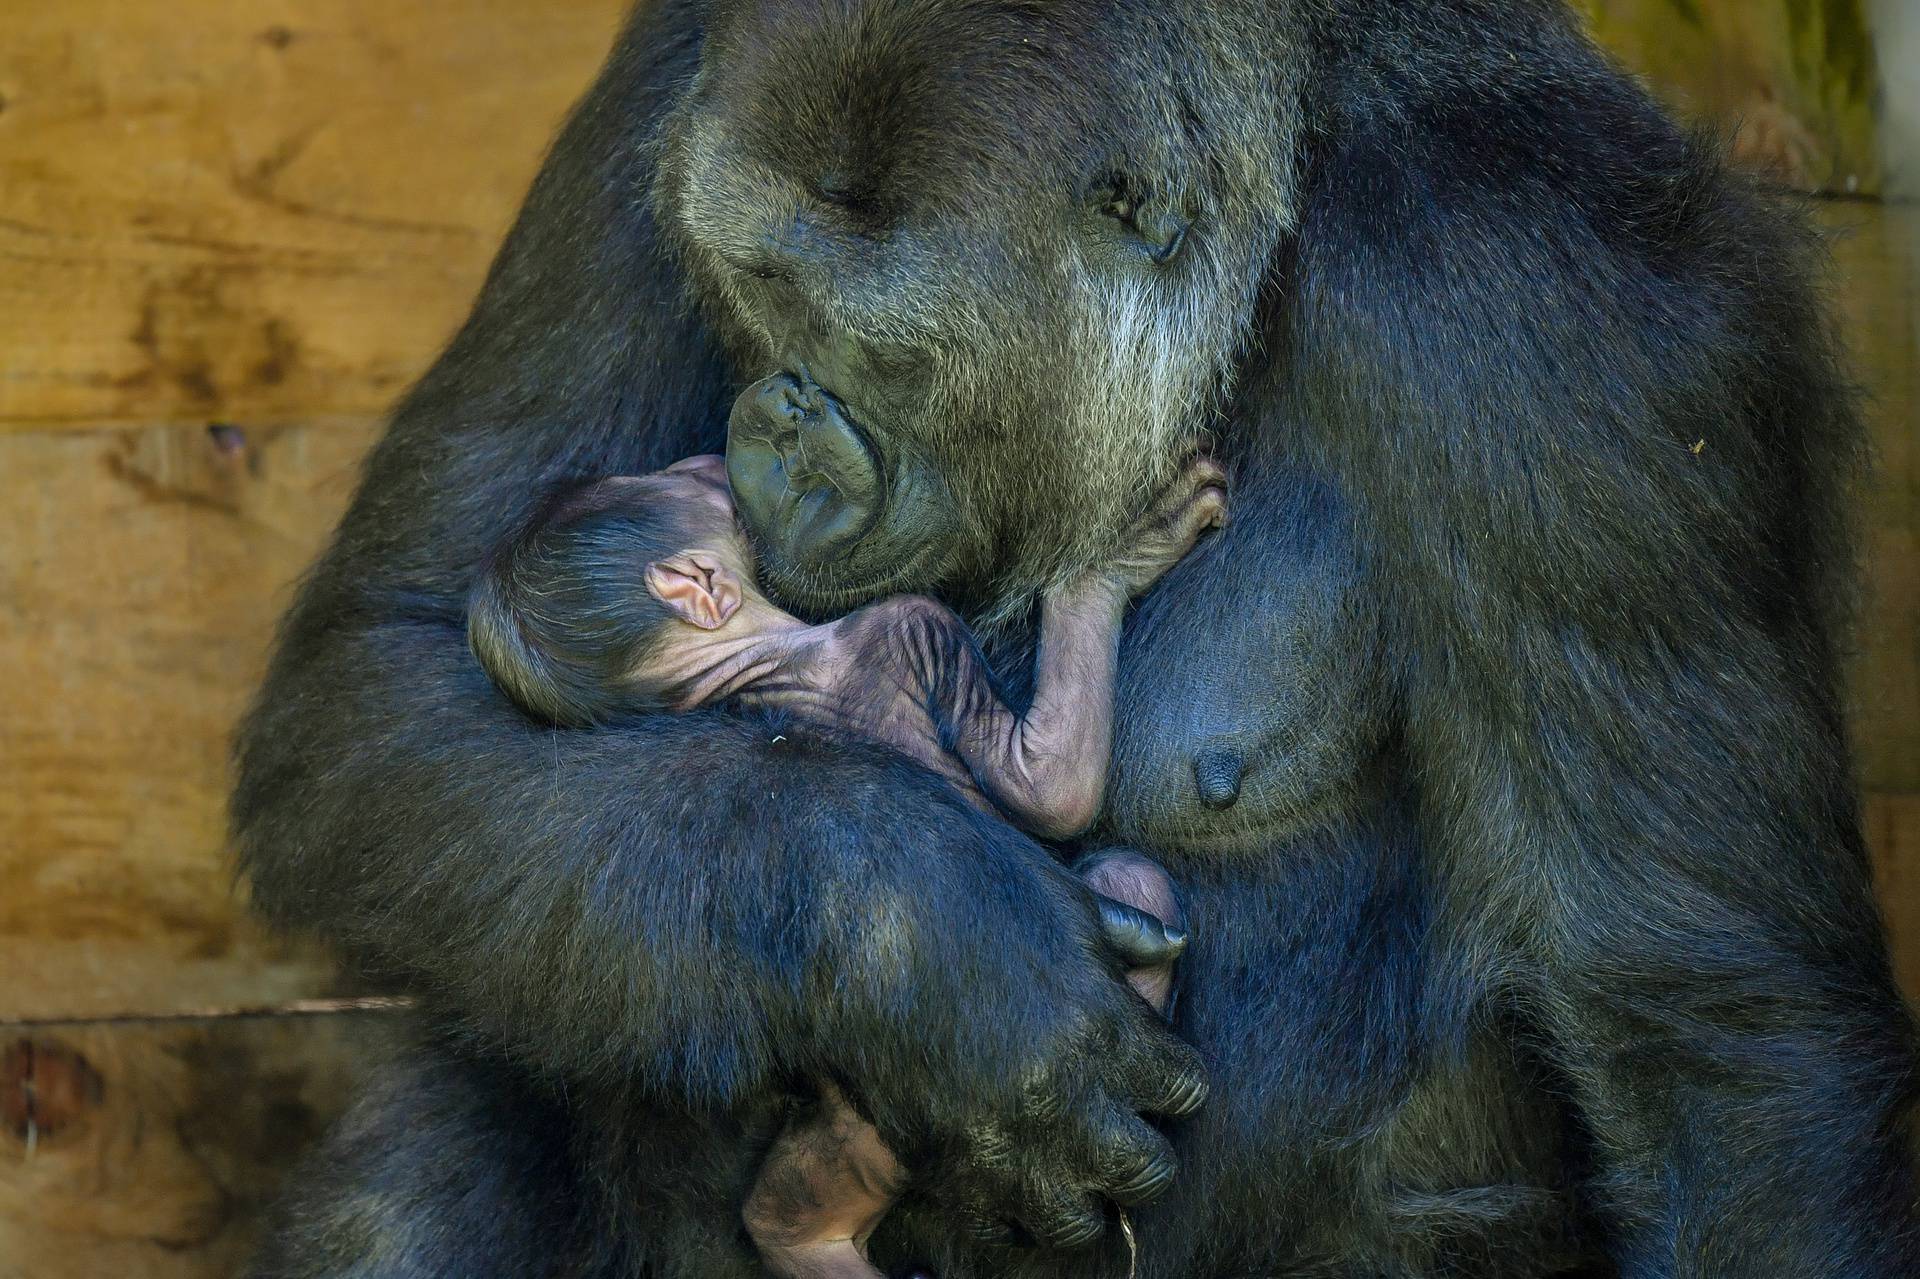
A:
[1164, 925, 1188, 949]
[1114, 1152, 1177, 1199]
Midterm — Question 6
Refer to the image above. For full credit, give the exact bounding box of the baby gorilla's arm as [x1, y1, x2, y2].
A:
[954, 460, 1228, 838]
[741, 854, 1186, 1279]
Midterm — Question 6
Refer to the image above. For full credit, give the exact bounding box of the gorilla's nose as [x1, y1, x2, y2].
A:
[726, 372, 883, 566]
[1193, 747, 1244, 810]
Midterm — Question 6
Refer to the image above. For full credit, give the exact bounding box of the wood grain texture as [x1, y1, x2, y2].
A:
[0, 1012, 386, 1279]
[0, 419, 379, 1021]
[0, 0, 628, 431]
[1828, 200, 1920, 792]
[1580, 0, 1892, 195]
[1868, 793, 1920, 998]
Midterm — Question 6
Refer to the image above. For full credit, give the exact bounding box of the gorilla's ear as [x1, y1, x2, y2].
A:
[644, 553, 743, 630]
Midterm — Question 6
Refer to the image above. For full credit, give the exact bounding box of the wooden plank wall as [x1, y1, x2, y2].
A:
[0, 0, 639, 1026]
[0, 2, 1913, 1274]
[1, 4, 631, 1274]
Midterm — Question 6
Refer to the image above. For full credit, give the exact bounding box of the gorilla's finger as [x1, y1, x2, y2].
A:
[1015, 1178, 1106, 1250]
[1115, 1020, 1209, 1119]
[1086, 1107, 1179, 1207]
[960, 1118, 1019, 1175]
[959, 1204, 1022, 1251]
[944, 1158, 1024, 1250]
[1096, 896, 1188, 967]
[965, 1210, 1018, 1248]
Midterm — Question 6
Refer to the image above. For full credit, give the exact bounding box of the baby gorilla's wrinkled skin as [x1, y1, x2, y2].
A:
[597, 455, 1227, 845]
[468, 455, 1225, 1279]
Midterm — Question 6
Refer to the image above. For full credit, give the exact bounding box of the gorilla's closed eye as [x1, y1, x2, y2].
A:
[1096, 186, 1139, 225]
[1089, 173, 1191, 265]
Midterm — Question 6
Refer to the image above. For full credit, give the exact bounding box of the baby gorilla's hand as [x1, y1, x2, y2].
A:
[1098, 457, 1229, 599]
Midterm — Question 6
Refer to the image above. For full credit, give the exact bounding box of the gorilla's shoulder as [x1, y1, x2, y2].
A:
[1299, 0, 1747, 283]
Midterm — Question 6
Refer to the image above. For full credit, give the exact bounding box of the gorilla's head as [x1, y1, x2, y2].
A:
[660, 0, 1296, 625]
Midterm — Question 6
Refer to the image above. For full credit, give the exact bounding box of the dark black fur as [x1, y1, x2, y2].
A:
[235, 1, 1918, 1275]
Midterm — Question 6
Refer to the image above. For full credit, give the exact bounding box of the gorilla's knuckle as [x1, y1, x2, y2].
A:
[1021, 1185, 1106, 1250]
[1017, 1067, 1077, 1126]
[1107, 1143, 1179, 1205]
[961, 1119, 1017, 1171]
[1121, 1029, 1207, 1116]
[1036, 1209, 1105, 1250]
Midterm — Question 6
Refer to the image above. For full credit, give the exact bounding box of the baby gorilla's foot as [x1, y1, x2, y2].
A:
[743, 1081, 904, 1279]
[752, 1240, 884, 1279]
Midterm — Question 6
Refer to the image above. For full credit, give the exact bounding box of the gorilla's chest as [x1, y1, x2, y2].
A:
[1100, 472, 1385, 860]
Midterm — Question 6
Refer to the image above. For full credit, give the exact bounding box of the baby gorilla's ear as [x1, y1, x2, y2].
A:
[643, 552, 743, 630]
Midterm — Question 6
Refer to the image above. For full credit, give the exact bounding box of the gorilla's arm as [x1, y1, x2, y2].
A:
[232, 4, 1200, 1240]
[1291, 8, 1915, 1273]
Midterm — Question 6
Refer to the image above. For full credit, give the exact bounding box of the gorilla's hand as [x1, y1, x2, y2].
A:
[855, 852, 1205, 1253]
[951, 946, 1204, 1248]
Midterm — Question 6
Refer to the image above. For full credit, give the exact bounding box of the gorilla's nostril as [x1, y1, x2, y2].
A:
[775, 381, 816, 420]
[1193, 748, 1243, 810]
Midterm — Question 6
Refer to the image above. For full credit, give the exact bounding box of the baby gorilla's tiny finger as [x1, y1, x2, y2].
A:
[1139, 464, 1212, 530]
[1185, 485, 1230, 534]
[1095, 896, 1188, 967]
[1185, 455, 1229, 491]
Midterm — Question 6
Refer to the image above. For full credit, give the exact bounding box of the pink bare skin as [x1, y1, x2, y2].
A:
[613, 454, 1225, 1279]
[631, 455, 1228, 842]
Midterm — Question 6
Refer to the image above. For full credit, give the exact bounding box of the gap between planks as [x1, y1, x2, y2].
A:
[0, 996, 415, 1030]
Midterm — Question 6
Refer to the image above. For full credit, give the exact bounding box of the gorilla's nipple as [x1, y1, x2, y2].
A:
[1192, 747, 1245, 810]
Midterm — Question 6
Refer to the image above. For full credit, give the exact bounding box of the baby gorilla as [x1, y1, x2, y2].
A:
[467, 453, 1225, 1278]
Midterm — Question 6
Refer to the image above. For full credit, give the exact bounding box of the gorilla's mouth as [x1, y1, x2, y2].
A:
[724, 370, 959, 615]
[726, 372, 885, 565]
[747, 535, 956, 621]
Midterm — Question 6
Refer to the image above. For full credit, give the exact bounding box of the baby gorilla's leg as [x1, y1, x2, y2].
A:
[1072, 849, 1185, 1015]
[742, 852, 1185, 1279]
[742, 1081, 906, 1279]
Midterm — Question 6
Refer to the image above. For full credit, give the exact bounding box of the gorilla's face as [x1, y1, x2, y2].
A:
[662, 0, 1292, 624]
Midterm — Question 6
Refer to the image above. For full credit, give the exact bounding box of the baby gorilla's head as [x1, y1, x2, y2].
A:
[468, 457, 756, 726]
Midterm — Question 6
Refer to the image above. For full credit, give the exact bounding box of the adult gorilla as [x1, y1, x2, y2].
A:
[235, 0, 1918, 1275]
